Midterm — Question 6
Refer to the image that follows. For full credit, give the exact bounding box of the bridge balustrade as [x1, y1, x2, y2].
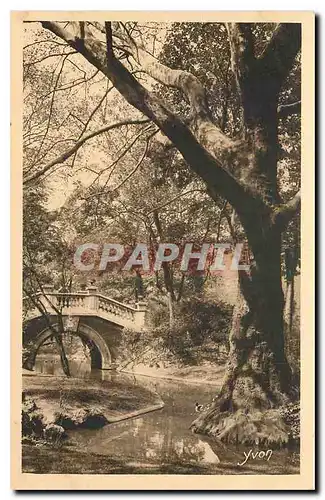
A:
[23, 288, 146, 330]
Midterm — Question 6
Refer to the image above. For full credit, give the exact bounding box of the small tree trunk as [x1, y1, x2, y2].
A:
[56, 316, 71, 377]
[284, 245, 297, 336]
[54, 333, 71, 377]
[167, 291, 174, 330]
[23, 328, 71, 376]
[284, 278, 295, 335]
[160, 259, 176, 333]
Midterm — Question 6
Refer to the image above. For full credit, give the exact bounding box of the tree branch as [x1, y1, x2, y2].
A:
[74, 82, 113, 142]
[227, 24, 255, 88]
[24, 50, 77, 67]
[30, 53, 70, 166]
[93, 124, 153, 187]
[274, 190, 301, 229]
[145, 189, 207, 215]
[40, 21, 260, 220]
[113, 24, 241, 157]
[23, 118, 149, 185]
[105, 21, 114, 61]
[226, 23, 256, 133]
[110, 129, 157, 193]
[278, 100, 301, 119]
[259, 23, 301, 87]
[115, 26, 211, 117]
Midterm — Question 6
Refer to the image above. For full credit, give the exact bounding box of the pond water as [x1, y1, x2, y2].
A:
[33, 357, 299, 475]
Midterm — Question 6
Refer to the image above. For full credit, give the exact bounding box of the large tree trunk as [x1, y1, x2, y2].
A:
[191, 232, 295, 445]
[190, 24, 300, 446]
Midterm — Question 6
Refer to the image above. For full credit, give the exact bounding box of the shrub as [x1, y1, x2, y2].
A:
[119, 297, 232, 367]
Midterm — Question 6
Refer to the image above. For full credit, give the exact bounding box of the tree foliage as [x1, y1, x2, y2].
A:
[23, 20, 302, 443]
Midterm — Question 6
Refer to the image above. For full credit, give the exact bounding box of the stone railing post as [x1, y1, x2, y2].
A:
[134, 301, 146, 329]
[86, 285, 98, 310]
[42, 284, 54, 294]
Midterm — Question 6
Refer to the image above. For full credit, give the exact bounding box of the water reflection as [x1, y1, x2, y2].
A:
[69, 399, 220, 468]
[35, 333, 92, 377]
[33, 357, 298, 474]
[35, 357, 222, 467]
[67, 371, 226, 468]
[35, 356, 92, 378]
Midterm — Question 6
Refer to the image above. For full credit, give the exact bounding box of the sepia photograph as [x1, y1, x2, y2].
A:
[11, 11, 315, 490]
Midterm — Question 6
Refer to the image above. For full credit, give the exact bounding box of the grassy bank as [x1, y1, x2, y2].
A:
[22, 444, 299, 475]
[23, 374, 164, 430]
[122, 362, 226, 387]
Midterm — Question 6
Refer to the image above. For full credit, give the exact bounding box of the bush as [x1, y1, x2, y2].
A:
[119, 297, 232, 367]
[161, 298, 231, 363]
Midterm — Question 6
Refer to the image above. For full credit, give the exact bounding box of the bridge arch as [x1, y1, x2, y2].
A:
[25, 323, 112, 371]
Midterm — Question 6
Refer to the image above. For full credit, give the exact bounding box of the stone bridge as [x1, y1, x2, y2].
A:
[23, 285, 147, 371]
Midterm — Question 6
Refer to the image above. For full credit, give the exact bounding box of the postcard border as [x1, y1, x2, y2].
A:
[11, 10, 315, 490]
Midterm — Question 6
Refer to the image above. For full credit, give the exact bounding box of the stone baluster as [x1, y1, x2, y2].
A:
[134, 301, 146, 329]
[86, 285, 98, 310]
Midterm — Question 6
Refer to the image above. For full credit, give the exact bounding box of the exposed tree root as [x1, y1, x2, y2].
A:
[190, 378, 299, 448]
[191, 407, 290, 448]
